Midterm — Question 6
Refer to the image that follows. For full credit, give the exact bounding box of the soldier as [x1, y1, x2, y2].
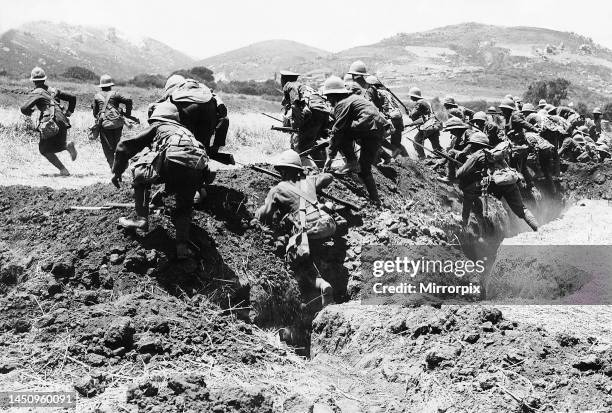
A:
[321, 76, 386, 204]
[365, 75, 408, 158]
[589, 107, 603, 141]
[20, 67, 77, 176]
[558, 127, 599, 163]
[538, 99, 547, 110]
[456, 132, 538, 231]
[408, 87, 443, 160]
[111, 101, 210, 259]
[92, 74, 133, 169]
[343, 73, 354, 91]
[347, 60, 369, 96]
[471, 111, 505, 147]
[279, 70, 331, 168]
[499, 97, 541, 188]
[443, 95, 474, 122]
[438, 118, 471, 183]
[547, 105, 577, 120]
[255, 150, 335, 305]
[514, 96, 523, 111]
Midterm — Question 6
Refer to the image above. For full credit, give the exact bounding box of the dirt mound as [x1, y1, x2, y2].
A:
[562, 161, 612, 200]
[311, 303, 612, 412]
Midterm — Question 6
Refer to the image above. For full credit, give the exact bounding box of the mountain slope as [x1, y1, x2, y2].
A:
[0, 21, 195, 80]
[197, 39, 331, 81]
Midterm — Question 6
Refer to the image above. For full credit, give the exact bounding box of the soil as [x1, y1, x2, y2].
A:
[1, 158, 610, 412]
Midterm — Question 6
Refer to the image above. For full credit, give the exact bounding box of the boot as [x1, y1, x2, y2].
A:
[315, 277, 334, 307]
[59, 168, 70, 176]
[523, 209, 538, 231]
[362, 175, 381, 205]
[66, 141, 78, 161]
[334, 160, 360, 175]
[118, 216, 149, 231]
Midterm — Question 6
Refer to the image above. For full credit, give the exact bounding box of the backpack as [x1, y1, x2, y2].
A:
[484, 142, 521, 186]
[169, 79, 213, 104]
[279, 179, 337, 262]
[300, 85, 330, 114]
[35, 88, 70, 139]
[418, 100, 442, 132]
[98, 91, 124, 130]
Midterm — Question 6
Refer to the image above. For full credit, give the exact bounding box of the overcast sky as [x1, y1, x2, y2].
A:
[1, 0, 611, 58]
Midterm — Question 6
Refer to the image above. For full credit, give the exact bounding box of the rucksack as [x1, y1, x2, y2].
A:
[98, 91, 124, 130]
[279, 179, 337, 262]
[484, 142, 521, 186]
[418, 100, 442, 132]
[35, 88, 70, 139]
[169, 79, 212, 104]
[299, 84, 330, 114]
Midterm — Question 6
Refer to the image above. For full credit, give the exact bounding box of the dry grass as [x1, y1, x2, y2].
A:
[0, 106, 290, 188]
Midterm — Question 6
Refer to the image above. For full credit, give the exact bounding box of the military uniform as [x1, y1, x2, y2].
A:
[113, 120, 208, 248]
[21, 86, 76, 154]
[93, 90, 133, 168]
[328, 94, 386, 202]
[367, 86, 407, 156]
[503, 110, 540, 187]
[410, 99, 442, 159]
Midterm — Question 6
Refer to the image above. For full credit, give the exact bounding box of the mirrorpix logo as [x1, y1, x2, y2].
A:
[369, 256, 486, 296]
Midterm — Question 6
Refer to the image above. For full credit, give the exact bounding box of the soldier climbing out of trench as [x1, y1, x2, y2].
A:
[20, 67, 78, 176]
[92, 74, 133, 169]
[255, 150, 336, 306]
[321, 76, 387, 205]
[407, 86, 443, 160]
[111, 101, 211, 260]
[148, 74, 228, 204]
[456, 132, 539, 232]
[279, 70, 331, 168]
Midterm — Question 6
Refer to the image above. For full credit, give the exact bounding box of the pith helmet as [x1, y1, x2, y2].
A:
[443, 95, 457, 107]
[30, 67, 47, 82]
[521, 103, 536, 114]
[504, 94, 514, 101]
[408, 87, 422, 99]
[347, 60, 369, 76]
[99, 74, 114, 88]
[322, 76, 350, 95]
[365, 75, 382, 86]
[274, 150, 303, 170]
[165, 74, 186, 93]
[538, 99, 547, 108]
[468, 131, 491, 147]
[472, 111, 488, 122]
[499, 98, 516, 110]
[514, 96, 522, 103]
[486, 106, 500, 114]
[148, 100, 181, 124]
[593, 107, 602, 115]
[280, 70, 300, 77]
[443, 117, 468, 131]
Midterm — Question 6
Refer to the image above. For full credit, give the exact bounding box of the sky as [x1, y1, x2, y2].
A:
[1, 0, 611, 59]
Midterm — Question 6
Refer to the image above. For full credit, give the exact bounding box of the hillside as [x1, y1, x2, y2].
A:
[197, 23, 612, 104]
[0, 21, 195, 80]
[197, 39, 331, 81]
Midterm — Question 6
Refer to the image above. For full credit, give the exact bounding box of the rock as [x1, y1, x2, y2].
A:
[47, 280, 63, 296]
[150, 319, 170, 335]
[0, 362, 17, 374]
[103, 317, 135, 349]
[283, 393, 314, 413]
[481, 321, 495, 332]
[556, 332, 580, 347]
[12, 319, 31, 333]
[135, 334, 164, 354]
[480, 308, 503, 324]
[504, 351, 525, 365]
[573, 355, 603, 371]
[50, 260, 75, 280]
[126, 381, 158, 401]
[168, 377, 192, 395]
[74, 375, 102, 398]
[87, 353, 107, 367]
[425, 345, 460, 369]
[109, 254, 123, 265]
[497, 320, 514, 331]
[463, 332, 480, 344]
[476, 372, 497, 390]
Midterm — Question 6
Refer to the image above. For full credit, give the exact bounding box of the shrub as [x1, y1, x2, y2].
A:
[128, 74, 166, 89]
[62, 66, 99, 81]
[523, 78, 570, 106]
[602, 102, 612, 122]
[172, 66, 216, 89]
[575, 102, 589, 117]
[216, 79, 281, 98]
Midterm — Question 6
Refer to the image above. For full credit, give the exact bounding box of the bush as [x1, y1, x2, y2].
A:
[216, 79, 281, 97]
[602, 102, 612, 122]
[62, 66, 98, 81]
[575, 102, 589, 117]
[172, 66, 216, 89]
[523, 78, 570, 106]
[128, 74, 166, 89]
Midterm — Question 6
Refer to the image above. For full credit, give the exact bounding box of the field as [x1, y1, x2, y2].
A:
[1, 83, 612, 412]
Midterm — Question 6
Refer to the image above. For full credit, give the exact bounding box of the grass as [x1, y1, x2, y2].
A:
[0, 104, 290, 188]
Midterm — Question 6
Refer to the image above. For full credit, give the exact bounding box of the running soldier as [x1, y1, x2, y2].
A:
[408, 87, 443, 160]
[20, 67, 78, 175]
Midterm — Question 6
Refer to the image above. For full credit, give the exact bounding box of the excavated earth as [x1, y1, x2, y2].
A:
[0, 158, 610, 412]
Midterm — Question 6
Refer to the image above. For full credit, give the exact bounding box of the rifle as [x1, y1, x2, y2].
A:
[245, 164, 361, 211]
[374, 77, 410, 113]
[69, 202, 134, 211]
[401, 130, 463, 165]
[299, 140, 330, 157]
[271, 126, 298, 133]
[261, 113, 283, 123]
